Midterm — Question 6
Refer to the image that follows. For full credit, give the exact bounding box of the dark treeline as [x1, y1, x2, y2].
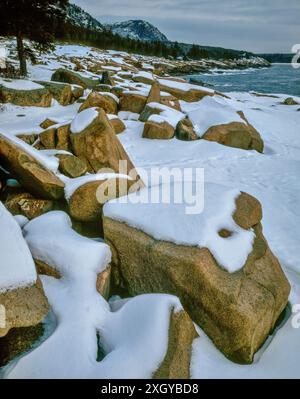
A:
[55, 23, 252, 61]
[55, 23, 182, 58]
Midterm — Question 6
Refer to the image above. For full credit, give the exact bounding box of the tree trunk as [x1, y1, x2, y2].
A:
[16, 33, 27, 76]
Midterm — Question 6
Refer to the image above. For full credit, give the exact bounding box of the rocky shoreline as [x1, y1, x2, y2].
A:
[0, 42, 299, 379]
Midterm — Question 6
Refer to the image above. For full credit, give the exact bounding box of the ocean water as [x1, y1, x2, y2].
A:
[188, 64, 300, 96]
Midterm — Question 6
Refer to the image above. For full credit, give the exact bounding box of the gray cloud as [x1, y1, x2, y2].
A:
[72, 0, 300, 52]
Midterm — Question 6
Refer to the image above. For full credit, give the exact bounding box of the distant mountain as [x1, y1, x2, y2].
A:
[65, 3, 104, 33]
[105, 20, 168, 42]
[64, 3, 267, 64]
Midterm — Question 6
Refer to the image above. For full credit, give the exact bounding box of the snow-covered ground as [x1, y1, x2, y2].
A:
[0, 42, 299, 378]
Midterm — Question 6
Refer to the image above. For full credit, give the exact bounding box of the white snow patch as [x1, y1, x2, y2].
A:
[0, 202, 36, 292]
[70, 108, 98, 134]
[6, 211, 185, 379]
[104, 182, 254, 273]
[0, 78, 44, 91]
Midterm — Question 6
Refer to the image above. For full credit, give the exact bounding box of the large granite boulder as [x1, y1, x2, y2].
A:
[69, 108, 141, 180]
[202, 112, 264, 153]
[103, 184, 290, 364]
[188, 97, 264, 153]
[119, 92, 147, 114]
[0, 80, 52, 107]
[35, 80, 73, 106]
[159, 78, 214, 102]
[0, 134, 64, 200]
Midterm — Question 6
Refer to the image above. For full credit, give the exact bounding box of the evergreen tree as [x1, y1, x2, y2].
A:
[0, 0, 69, 75]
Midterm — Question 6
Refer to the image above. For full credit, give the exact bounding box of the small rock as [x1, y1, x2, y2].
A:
[175, 119, 199, 141]
[57, 154, 88, 178]
[143, 121, 175, 140]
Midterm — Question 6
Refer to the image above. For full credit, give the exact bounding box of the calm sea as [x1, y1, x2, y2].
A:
[187, 64, 300, 96]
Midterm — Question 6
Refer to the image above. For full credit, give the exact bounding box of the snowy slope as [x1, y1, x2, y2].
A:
[106, 20, 168, 42]
[65, 3, 104, 32]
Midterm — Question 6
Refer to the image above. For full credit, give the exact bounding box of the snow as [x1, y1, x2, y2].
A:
[5, 211, 185, 379]
[101, 92, 119, 104]
[104, 182, 254, 273]
[14, 215, 29, 229]
[133, 71, 153, 81]
[70, 107, 98, 134]
[1, 41, 299, 379]
[0, 202, 36, 293]
[0, 78, 44, 91]
[0, 100, 80, 136]
[23, 211, 111, 276]
[118, 111, 140, 121]
[187, 96, 246, 137]
[146, 102, 185, 128]
[63, 173, 133, 200]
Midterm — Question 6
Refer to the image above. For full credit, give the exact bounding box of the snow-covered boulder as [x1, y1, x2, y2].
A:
[158, 78, 214, 102]
[140, 102, 185, 140]
[0, 134, 65, 200]
[188, 97, 264, 152]
[0, 79, 52, 107]
[35, 80, 73, 106]
[119, 92, 147, 114]
[103, 183, 290, 364]
[51, 68, 100, 89]
[79, 91, 118, 115]
[0, 202, 49, 337]
[69, 108, 142, 182]
[132, 71, 154, 85]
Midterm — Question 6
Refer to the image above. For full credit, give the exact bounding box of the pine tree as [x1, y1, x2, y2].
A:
[0, 0, 69, 76]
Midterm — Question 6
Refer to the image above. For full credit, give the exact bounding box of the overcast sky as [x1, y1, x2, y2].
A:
[72, 0, 299, 53]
